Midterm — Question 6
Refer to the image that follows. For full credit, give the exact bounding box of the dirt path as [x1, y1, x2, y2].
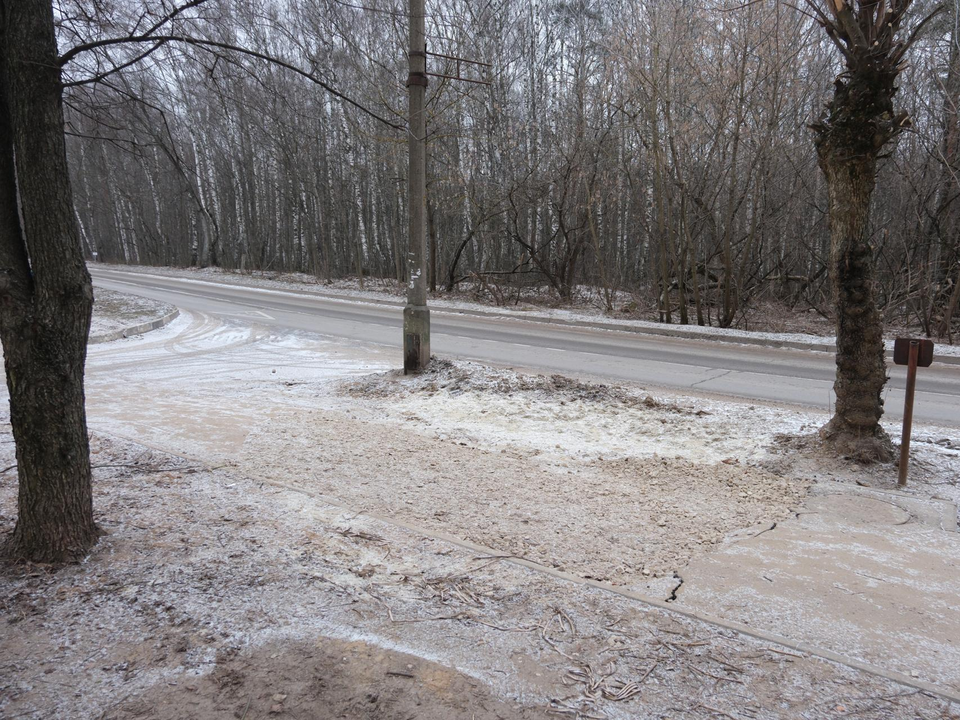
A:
[113, 635, 543, 720]
[2, 435, 957, 720]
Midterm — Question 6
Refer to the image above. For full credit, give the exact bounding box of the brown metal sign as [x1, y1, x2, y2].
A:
[893, 338, 934, 368]
[893, 338, 935, 487]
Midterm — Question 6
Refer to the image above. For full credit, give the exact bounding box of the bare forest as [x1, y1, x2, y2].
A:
[62, 0, 960, 336]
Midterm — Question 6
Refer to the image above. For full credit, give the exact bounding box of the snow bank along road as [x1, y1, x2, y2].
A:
[90, 266, 960, 427]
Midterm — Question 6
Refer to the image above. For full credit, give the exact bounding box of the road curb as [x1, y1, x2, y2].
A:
[89, 308, 180, 345]
[511, 316, 960, 367]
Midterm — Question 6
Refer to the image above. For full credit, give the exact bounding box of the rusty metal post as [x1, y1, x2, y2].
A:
[898, 339, 920, 487]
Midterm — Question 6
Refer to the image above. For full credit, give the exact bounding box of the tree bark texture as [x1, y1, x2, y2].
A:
[818, 155, 891, 460]
[0, 0, 99, 562]
[812, 24, 906, 461]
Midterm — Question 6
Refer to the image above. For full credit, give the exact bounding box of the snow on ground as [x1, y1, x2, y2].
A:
[2, 309, 960, 718]
[90, 262, 960, 357]
[343, 359, 813, 466]
[91, 288, 175, 338]
[64, 309, 960, 599]
[3, 435, 955, 720]
[78, 314, 811, 586]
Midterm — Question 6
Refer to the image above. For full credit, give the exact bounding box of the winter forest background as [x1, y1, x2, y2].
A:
[60, 0, 960, 335]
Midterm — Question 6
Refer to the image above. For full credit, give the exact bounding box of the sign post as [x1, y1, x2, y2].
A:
[893, 338, 934, 486]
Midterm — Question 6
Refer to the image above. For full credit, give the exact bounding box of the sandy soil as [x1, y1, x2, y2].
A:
[321, 362, 810, 584]
[2, 434, 958, 720]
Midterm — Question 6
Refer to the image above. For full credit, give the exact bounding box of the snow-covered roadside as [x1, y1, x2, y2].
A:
[338, 358, 960, 508]
[3, 433, 954, 720]
[335, 360, 960, 693]
[79, 315, 810, 587]
[75, 309, 960, 587]
[91, 287, 176, 339]
[3, 312, 960, 717]
[344, 359, 813, 466]
[90, 262, 960, 357]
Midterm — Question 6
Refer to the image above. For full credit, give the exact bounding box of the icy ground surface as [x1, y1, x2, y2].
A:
[90, 262, 960, 356]
[91, 288, 175, 338]
[3, 437, 955, 720]
[1, 310, 959, 718]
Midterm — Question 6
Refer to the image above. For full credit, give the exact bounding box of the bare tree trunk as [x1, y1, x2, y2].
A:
[941, 263, 960, 342]
[817, 155, 891, 460]
[809, 0, 924, 462]
[0, 0, 99, 562]
[427, 197, 438, 293]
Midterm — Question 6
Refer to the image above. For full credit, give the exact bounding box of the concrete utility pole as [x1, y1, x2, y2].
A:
[403, 0, 430, 373]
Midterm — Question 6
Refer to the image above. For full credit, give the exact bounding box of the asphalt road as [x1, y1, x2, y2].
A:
[90, 266, 960, 427]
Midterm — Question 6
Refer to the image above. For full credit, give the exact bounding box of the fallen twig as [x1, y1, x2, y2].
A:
[687, 662, 745, 685]
[695, 703, 738, 719]
[764, 647, 805, 659]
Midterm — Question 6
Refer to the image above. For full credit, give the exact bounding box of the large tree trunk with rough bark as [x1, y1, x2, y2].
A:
[809, 0, 929, 462]
[817, 154, 891, 460]
[0, 0, 99, 563]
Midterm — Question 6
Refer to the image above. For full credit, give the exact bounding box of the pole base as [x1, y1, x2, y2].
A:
[403, 304, 431, 374]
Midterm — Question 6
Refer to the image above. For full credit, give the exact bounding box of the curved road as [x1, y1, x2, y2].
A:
[90, 266, 960, 427]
